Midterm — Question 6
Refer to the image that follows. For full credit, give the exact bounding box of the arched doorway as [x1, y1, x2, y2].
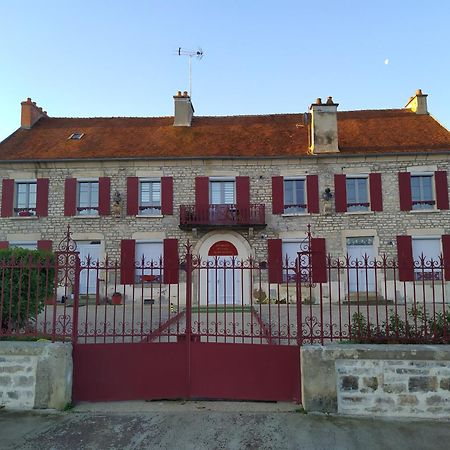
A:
[195, 232, 252, 305]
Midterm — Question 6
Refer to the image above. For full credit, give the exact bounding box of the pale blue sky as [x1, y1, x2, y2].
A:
[1, 0, 449, 141]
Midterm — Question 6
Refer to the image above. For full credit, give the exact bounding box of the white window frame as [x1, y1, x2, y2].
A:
[135, 241, 164, 284]
[14, 179, 37, 217]
[283, 177, 306, 214]
[410, 172, 435, 211]
[77, 179, 99, 216]
[9, 241, 37, 250]
[346, 175, 369, 212]
[412, 236, 442, 281]
[209, 177, 235, 205]
[138, 178, 162, 216]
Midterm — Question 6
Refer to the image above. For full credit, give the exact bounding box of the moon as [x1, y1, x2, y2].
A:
[384, 58, 390, 65]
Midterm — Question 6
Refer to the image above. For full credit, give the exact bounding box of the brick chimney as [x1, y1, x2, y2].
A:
[309, 96, 339, 154]
[173, 91, 194, 127]
[405, 89, 428, 115]
[21, 98, 48, 129]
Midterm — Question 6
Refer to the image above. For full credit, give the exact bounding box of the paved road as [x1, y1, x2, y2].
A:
[1, 401, 449, 450]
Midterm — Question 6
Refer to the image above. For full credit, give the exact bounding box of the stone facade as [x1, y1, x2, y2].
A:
[0, 154, 448, 261]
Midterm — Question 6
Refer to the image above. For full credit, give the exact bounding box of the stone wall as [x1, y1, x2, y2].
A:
[0, 341, 72, 410]
[301, 344, 450, 419]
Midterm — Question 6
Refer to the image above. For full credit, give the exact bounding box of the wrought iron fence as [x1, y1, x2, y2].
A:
[0, 228, 448, 345]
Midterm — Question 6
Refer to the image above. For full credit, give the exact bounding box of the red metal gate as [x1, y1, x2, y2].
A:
[71, 238, 301, 403]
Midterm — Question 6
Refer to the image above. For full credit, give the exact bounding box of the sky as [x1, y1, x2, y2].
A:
[1, 0, 450, 141]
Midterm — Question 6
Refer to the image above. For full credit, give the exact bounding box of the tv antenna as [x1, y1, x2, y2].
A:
[176, 47, 204, 98]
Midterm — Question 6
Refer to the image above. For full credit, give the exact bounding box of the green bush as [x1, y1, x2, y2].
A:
[350, 306, 450, 344]
[0, 247, 55, 334]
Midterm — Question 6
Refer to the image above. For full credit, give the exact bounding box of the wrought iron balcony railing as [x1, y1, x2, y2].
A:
[179, 204, 266, 229]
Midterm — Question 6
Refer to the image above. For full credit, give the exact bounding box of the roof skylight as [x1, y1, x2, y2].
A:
[68, 132, 84, 140]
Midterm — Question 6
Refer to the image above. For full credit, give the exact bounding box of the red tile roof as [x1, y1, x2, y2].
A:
[0, 109, 448, 161]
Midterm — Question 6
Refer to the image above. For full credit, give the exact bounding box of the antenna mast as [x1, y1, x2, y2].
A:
[177, 47, 204, 98]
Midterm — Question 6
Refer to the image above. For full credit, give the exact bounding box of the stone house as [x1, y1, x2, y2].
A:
[0, 90, 448, 304]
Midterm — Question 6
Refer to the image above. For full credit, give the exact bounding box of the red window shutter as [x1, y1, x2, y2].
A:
[268, 239, 283, 283]
[1, 179, 14, 217]
[126, 177, 139, 216]
[161, 177, 173, 215]
[195, 177, 209, 217]
[36, 178, 49, 217]
[272, 176, 284, 214]
[64, 178, 77, 216]
[334, 174, 347, 213]
[163, 238, 179, 284]
[369, 173, 383, 212]
[0, 241, 9, 249]
[236, 176, 250, 222]
[398, 172, 412, 211]
[442, 235, 450, 281]
[37, 240, 53, 251]
[435, 171, 449, 210]
[236, 176, 250, 208]
[306, 175, 319, 213]
[311, 238, 327, 283]
[98, 177, 110, 216]
[120, 239, 136, 285]
[396, 235, 414, 281]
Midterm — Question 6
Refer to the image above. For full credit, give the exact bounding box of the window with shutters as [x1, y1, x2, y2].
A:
[282, 240, 310, 282]
[346, 176, 369, 212]
[283, 178, 306, 214]
[139, 180, 161, 215]
[135, 241, 163, 283]
[412, 237, 442, 280]
[411, 174, 434, 210]
[77, 180, 99, 215]
[209, 179, 235, 204]
[15, 181, 37, 216]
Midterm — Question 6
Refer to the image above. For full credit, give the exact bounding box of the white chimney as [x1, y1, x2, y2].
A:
[405, 89, 428, 115]
[309, 96, 339, 154]
[173, 91, 194, 127]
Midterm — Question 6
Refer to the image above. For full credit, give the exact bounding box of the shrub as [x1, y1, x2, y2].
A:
[0, 247, 55, 334]
[350, 306, 450, 344]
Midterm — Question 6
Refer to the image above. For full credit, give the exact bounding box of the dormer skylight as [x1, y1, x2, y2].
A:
[68, 132, 84, 140]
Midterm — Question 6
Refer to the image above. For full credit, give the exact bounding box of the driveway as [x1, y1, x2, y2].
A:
[1, 401, 449, 450]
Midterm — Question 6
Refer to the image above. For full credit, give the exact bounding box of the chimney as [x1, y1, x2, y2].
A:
[405, 89, 428, 115]
[309, 96, 339, 154]
[21, 98, 48, 129]
[173, 91, 194, 127]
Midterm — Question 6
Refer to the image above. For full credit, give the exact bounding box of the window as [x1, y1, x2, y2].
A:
[68, 132, 84, 140]
[139, 180, 161, 215]
[9, 241, 37, 250]
[282, 240, 310, 282]
[77, 181, 99, 215]
[210, 179, 235, 204]
[135, 241, 163, 283]
[15, 181, 37, 216]
[412, 237, 442, 280]
[346, 176, 369, 212]
[411, 175, 434, 210]
[284, 178, 306, 213]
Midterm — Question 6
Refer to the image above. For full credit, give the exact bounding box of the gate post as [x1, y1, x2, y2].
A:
[184, 243, 194, 398]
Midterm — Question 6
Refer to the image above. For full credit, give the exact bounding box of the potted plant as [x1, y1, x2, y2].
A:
[111, 292, 123, 305]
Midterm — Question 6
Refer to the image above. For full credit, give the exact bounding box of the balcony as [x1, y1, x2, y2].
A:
[179, 204, 266, 230]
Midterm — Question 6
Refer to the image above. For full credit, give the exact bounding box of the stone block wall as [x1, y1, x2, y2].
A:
[0, 342, 72, 410]
[301, 344, 450, 419]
